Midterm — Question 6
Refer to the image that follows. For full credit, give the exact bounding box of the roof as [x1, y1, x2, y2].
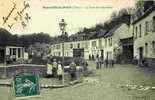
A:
[97, 29, 107, 38]
[0, 44, 24, 47]
[132, 5, 155, 25]
[88, 31, 98, 39]
[104, 24, 123, 38]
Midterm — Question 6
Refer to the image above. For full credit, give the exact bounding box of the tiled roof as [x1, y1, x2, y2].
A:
[88, 31, 98, 39]
[104, 24, 123, 38]
[97, 29, 107, 38]
[132, 5, 155, 25]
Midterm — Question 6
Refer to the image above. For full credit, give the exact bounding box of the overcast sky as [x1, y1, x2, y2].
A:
[1, 0, 136, 36]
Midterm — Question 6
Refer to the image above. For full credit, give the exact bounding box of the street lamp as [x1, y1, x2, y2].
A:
[59, 19, 67, 84]
[59, 19, 67, 60]
[59, 19, 67, 35]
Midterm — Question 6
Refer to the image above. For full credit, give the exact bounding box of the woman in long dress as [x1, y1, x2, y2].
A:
[57, 61, 63, 80]
[46, 59, 52, 77]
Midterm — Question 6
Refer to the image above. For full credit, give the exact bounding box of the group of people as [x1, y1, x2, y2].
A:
[46, 59, 63, 80]
[96, 58, 114, 69]
[46, 58, 83, 81]
[93, 54, 115, 69]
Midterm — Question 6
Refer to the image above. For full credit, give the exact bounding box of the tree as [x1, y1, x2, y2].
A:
[118, 8, 129, 17]
[136, 0, 154, 12]
[110, 11, 118, 19]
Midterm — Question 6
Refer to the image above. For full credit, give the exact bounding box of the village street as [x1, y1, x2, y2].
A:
[1, 61, 155, 100]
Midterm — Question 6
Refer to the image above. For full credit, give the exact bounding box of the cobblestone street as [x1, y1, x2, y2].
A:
[1, 61, 155, 100]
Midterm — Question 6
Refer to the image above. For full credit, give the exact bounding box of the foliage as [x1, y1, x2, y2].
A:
[28, 42, 51, 58]
[0, 28, 53, 47]
[136, 0, 154, 12]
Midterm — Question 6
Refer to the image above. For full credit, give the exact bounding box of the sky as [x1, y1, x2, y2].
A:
[0, 0, 136, 36]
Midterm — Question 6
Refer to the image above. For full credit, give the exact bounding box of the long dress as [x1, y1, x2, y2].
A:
[47, 63, 52, 75]
[57, 64, 63, 75]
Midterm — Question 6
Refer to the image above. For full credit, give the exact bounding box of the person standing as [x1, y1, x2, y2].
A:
[46, 59, 53, 77]
[105, 59, 108, 68]
[99, 57, 102, 69]
[57, 61, 63, 80]
[69, 61, 77, 80]
[96, 57, 99, 69]
[92, 55, 94, 61]
[82, 59, 88, 71]
[89, 54, 91, 60]
[52, 59, 58, 78]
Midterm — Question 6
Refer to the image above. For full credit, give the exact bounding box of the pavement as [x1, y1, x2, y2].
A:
[1, 61, 155, 100]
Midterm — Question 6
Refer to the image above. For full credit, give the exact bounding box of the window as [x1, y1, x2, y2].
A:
[70, 43, 73, 49]
[153, 17, 155, 32]
[77, 43, 80, 48]
[111, 38, 112, 46]
[92, 41, 96, 47]
[135, 26, 137, 38]
[152, 41, 155, 50]
[145, 43, 148, 57]
[56, 45, 60, 49]
[139, 24, 141, 37]
[13, 48, 16, 55]
[10, 48, 12, 55]
[99, 39, 102, 47]
[105, 39, 107, 47]
[53, 45, 56, 50]
[145, 21, 149, 35]
[85, 42, 89, 48]
[152, 41, 155, 56]
[133, 26, 134, 37]
[18, 48, 21, 58]
[108, 38, 110, 46]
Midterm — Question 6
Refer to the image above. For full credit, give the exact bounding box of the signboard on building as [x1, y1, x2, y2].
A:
[73, 48, 84, 58]
[13, 75, 40, 99]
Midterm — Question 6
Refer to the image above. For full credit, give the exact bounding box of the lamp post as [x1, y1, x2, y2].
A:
[59, 19, 67, 84]
[59, 19, 67, 63]
[59, 19, 67, 35]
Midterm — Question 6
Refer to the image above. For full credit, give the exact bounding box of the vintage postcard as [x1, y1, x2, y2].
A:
[0, 0, 155, 100]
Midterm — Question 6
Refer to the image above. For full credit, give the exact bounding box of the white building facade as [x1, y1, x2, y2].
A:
[132, 6, 155, 66]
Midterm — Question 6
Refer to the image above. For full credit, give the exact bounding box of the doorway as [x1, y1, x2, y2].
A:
[139, 47, 143, 66]
[0, 49, 5, 63]
[139, 47, 143, 60]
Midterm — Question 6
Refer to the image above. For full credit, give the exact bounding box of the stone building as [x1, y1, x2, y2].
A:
[51, 40, 91, 59]
[132, 5, 155, 66]
[0, 45, 25, 64]
[104, 23, 133, 63]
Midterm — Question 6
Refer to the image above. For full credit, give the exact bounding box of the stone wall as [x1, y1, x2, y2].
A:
[0, 64, 46, 79]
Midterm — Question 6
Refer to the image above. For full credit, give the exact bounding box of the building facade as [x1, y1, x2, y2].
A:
[132, 6, 155, 66]
[51, 23, 132, 62]
[0, 46, 25, 63]
[104, 23, 133, 63]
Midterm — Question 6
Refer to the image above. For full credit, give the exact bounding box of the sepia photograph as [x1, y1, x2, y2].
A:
[0, 0, 155, 100]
